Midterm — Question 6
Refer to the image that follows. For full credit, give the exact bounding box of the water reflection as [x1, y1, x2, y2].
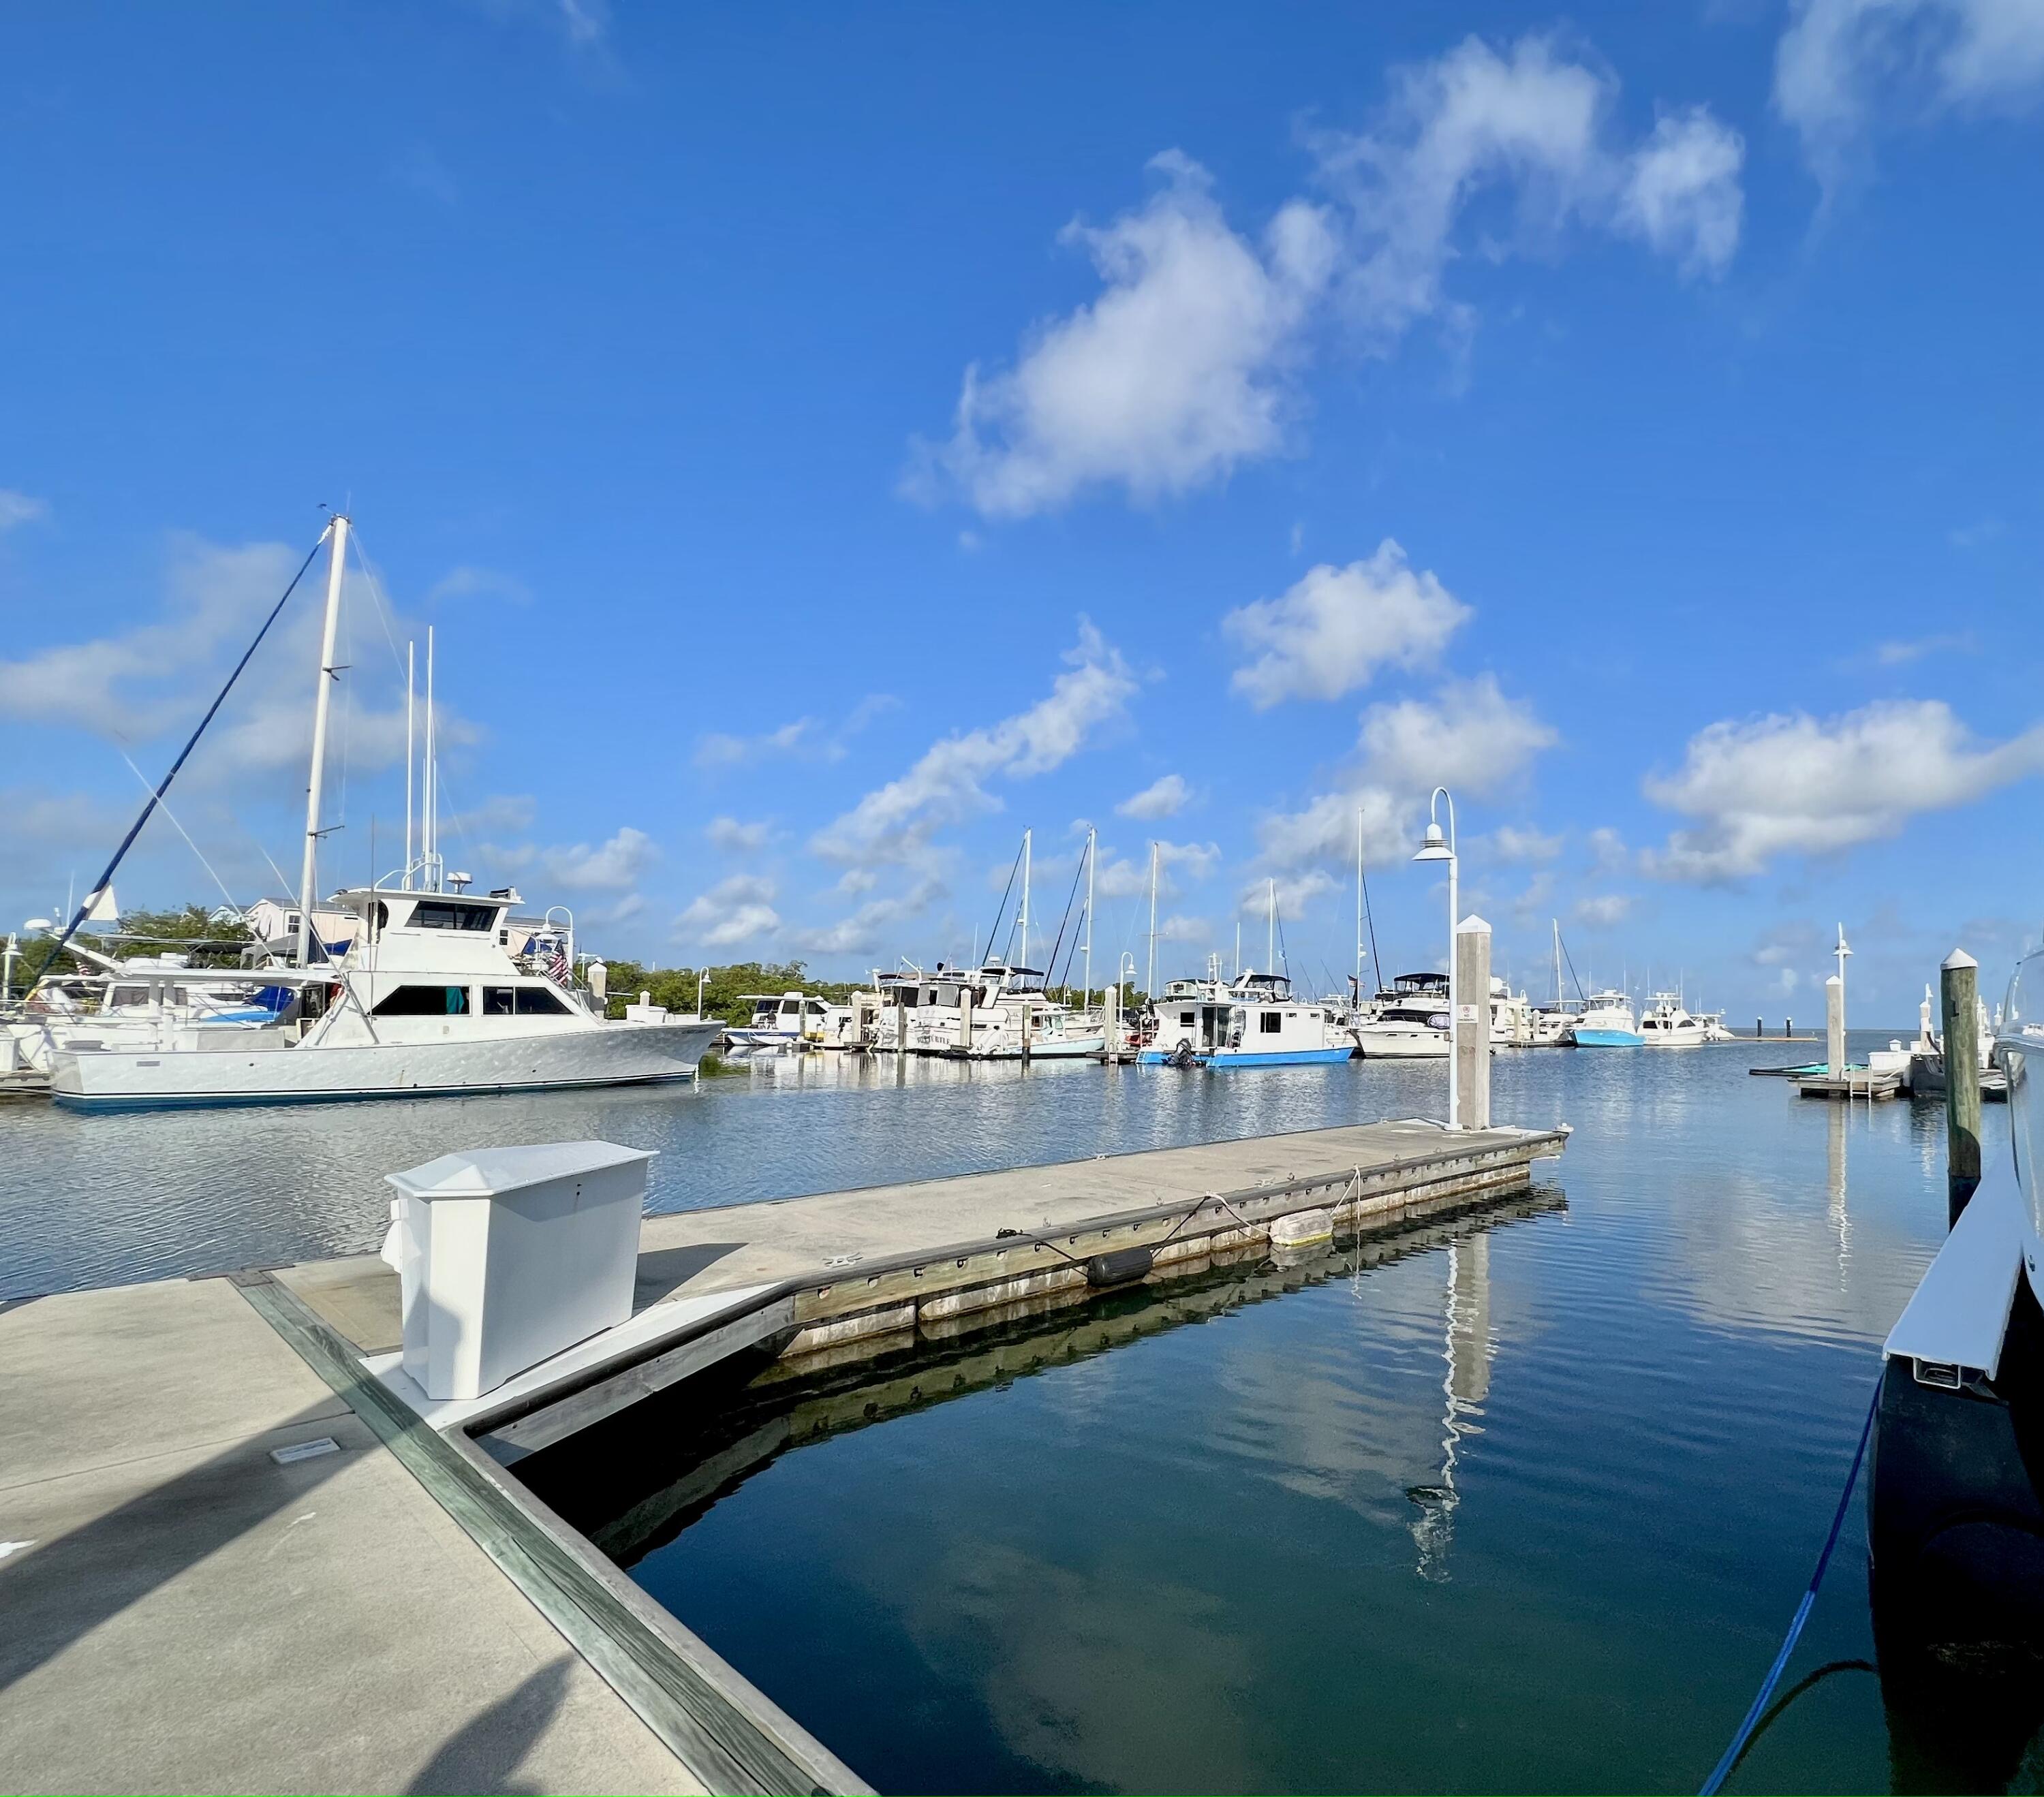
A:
[1408, 1232, 1493, 1582]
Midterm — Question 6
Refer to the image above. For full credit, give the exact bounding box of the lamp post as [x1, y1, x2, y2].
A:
[1412, 787, 1459, 1129]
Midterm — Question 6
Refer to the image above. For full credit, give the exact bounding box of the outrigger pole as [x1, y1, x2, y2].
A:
[27, 523, 330, 995]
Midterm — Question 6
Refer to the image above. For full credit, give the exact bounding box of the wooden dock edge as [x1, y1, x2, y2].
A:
[235, 1274, 873, 1797]
[461, 1125, 1568, 1452]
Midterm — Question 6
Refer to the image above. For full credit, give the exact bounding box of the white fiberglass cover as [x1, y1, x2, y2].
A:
[2001, 948, 2044, 1292]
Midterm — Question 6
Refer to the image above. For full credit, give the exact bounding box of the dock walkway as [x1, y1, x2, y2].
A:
[1, 1116, 1564, 1794]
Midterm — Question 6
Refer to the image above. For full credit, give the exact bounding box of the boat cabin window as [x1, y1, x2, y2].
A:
[409, 901, 497, 933]
[1260, 1011, 1283, 1033]
[482, 987, 516, 1015]
[516, 986, 570, 1015]
[373, 984, 472, 1017]
[1179, 1010, 1195, 1025]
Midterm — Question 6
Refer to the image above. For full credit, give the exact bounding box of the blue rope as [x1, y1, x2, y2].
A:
[1699, 1376, 1881, 1795]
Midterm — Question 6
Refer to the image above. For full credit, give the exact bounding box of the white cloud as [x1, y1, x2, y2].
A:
[543, 826, 654, 891]
[675, 874, 780, 948]
[1356, 675, 1557, 795]
[1258, 676, 1555, 870]
[1776, 0, 2044, 183]
[1642, 698, 2044, 881]
[1224, 542, 1470, 708]
[1575, 893, 1633, 927]
[913, 42, 1741, 519]
[1588, 826, 1629, 871]
[427, 564, 530, 607]
[1316, 34, 1743, 342]
[1158, 913, 1212, 943]
[1116, 773, 1191, 819]
[1489, 824, 1562, 862]
[706, 816, 771, 854]
[812, 623, 1136, 864]
[1617, 108, 1746, 277]
[786, 880, 942, 957]
[694, 718, 819, 770]
[1240, 869, 1338, 917]
[1874, 631, 1977, 666]
[1096, 838, 1222, 901]
[910, 152, 1337, 518]
[0, 489, 49, 532]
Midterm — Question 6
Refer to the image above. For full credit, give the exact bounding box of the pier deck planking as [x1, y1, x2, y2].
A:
[0, 1116, 1563, 1795]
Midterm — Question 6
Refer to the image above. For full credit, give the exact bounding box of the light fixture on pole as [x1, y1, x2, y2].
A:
[1412, 786, 1459, 1129]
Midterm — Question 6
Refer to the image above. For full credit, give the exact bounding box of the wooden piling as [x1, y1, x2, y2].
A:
[1943, 949, 1981, 1225]
[1454, 915, 1491, 1131]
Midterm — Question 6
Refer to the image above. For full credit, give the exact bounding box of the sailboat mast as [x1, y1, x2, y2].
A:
[1145, 842, 1158, 998]
[296, 514, 348, 967]
[403, 640, 414, 891]
[1018, 828, 1031, 970]
[1355, 807, 1364, 985]
[1267, 878, 1275, 976]
[1082, 825, 1095, 1010]
[424, 625, 437, 892]
[1551, 919, 1562, 1005]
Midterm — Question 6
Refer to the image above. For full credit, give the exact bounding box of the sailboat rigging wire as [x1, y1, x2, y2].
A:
[1360, 825, 1384, 994]
[31, 529, 327, 987]
[1558, 928, 1588, 1002]
[110, 746, 243, 918]
[980, 839, 1024, 970]
[1041, 849, 1088, 985]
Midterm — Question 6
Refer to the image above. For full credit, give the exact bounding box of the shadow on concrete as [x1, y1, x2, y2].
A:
[632, 1241, 747, 1309]
[405, 1656, 571, 1795]
[0, 1402, 352, 1696]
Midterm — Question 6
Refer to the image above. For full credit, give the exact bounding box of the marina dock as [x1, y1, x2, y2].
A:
[0, 1116, 1564, 1795]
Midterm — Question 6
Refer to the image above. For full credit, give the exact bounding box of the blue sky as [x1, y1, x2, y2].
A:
[3, 1, 2041, 1020]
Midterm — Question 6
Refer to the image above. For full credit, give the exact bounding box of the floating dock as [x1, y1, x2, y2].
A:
[0, 1117, 1564, 1794]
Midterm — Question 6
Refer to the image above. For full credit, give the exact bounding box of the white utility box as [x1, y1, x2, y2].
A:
[381, 1140, 653, 1401]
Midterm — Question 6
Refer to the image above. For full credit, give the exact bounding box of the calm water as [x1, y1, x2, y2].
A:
[0, 1035, 2006, 1790]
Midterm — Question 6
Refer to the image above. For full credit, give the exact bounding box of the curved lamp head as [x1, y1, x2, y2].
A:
[1412, 822, 1453, 864]
[23, 918, 52, 932]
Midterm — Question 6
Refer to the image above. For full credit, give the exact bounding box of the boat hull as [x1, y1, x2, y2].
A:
[1351, 1033, 1451, 1059]
[48, 1018, 724, 1111]
[1572, 1029, 1645, 1047]
[1198, 1046, 1354, 1068]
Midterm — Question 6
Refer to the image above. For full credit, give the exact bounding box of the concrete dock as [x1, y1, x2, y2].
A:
[0, 1116, 1564, 1794]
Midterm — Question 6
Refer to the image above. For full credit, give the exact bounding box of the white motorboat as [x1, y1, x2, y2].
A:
[726, 990, 854, 1049]
[1145, 971, 1349, 1067]
[1350, 973, 1452, 1060]
[1906, 982, 2007, 1097]
[924, 962, 1106, 1059]
[49, 885, 721, 1109]
[1639, 992, 1710, 1046]
[1569, 990, 1643, 1047]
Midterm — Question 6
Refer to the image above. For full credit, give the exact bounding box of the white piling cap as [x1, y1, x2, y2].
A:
[1825, 973, 1842, 987]
[1456, 913, 1491, 933]
[1942, 948, 1979, 970]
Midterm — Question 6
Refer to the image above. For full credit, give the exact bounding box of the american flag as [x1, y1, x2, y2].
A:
[544, 938, 570, 986]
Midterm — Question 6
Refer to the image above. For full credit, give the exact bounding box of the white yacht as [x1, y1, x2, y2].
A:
[726, 990, 853, 1049]
[3, 948, 302, 1074]
[1638, 993, 1710, 1046]
[1351, 973, 1452, 1060]
[1146, 971, 1349, 1068]
[923, 962, 1106, 1059]
[1569, 990, 1644, 1047]
[48, 886, 721, 1109]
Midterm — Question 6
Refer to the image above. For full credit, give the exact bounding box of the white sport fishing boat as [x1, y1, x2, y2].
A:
[1350, 973, 1452, 1059]
[1639, 992, 1710, 1046]
[43, 514, 721, 1109]
[49, 886, 719, 1108]
[1570, 990, 1644, 1047]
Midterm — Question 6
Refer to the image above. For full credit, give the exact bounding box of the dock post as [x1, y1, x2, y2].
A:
[1826, 978, 1844, 1078]
[1455, 915, 1491, 1131]
[1943, 949, 1982, 1225]
[895, 990, 907, 1057]
[959, 983, 973, 1059]
[1108, 982, 1120, 1063]
[1786, 1017, 1792, 1039]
